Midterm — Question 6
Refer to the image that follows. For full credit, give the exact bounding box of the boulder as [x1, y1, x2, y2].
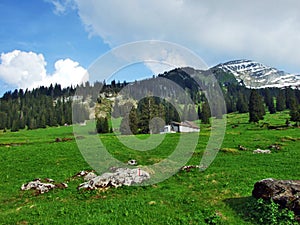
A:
[252, 178, 300, 216]
[84, 172, 97, 181]
[21, 178, 68, 194]
[78, 167, 150, 190]
[253, 149, 271, 154]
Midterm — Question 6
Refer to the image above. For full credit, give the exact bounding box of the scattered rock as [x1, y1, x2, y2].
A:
[252, 178, 300, 216]
[238, 145, 247, 151]
[45, 178, 55, 183]
[127, 159, 137, 166]
[21, 167, 149, 194]
[21, 178, 68, 194]
[181, 165, 200, 172]
[253, 149, 271, 154]
[84, 172, 97, 181]
[73, 170, 95, 178]
[269, 144, 281, 150]
[76, 170, 88, 177]
[78, 167, 150, 190]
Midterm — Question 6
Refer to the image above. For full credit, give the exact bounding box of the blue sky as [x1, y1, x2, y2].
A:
[1, 0, 300, 95]
[0, 0, 108, 71]
[0, 0, 110, 94]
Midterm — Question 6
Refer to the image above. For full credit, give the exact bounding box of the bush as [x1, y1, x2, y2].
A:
[246, 198, 296, 224]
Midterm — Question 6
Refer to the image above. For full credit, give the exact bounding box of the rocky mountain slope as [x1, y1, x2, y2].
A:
[213, 59, 300, 88]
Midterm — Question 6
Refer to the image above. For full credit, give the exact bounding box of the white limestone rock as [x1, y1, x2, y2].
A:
[78, 167, 150, 190]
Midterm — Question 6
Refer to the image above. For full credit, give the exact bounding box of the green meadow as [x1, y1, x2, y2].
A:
[0, 111, 299, 224]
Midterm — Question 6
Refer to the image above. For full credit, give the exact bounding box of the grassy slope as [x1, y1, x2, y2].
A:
[0, 111, 299, 224]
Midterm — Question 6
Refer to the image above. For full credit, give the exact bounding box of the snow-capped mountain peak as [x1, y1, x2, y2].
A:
[215, 59, 300, 88]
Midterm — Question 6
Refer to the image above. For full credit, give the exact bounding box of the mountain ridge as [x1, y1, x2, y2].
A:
[211, 59, 300, 88]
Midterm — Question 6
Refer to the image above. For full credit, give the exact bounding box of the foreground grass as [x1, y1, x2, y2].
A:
[0, 111, 299, 224]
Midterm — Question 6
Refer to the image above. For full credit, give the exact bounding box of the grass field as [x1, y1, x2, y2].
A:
[0, 111, 299, 224]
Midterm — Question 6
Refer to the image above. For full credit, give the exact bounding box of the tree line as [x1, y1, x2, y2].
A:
[0, 72, 300, 133]
[0, 85, 73, 131]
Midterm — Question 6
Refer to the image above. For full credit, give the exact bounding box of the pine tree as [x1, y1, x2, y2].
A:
[276, 90, 286, 111]
[39, 114, 47, 128]
[264, 89, 276, 114]
[103, 117, 109, 133]
[289, 95, 300, 125]
[182, 104, 189, 121]
[0, 112, 7, 130]
[11, 119, 19, 132]
[187, 104, 197, 121]
[197, 105, 201, 120]
[249, 89, 265, 123]
[96, 117, 109, 133]
[201, 101, 211, 124]
[28, 118, 37, 130]
[129, 108, 138, 134]
[236, 92, 248, 113]
[268, 98, 276, 114]
[120, 116, 130, 135]
[137, 97, 157, 134]
[285, 88, 295, 109]
[19, 117, 25, 129]
[165, 102, 180, 124]
[120, 112, 138, 135]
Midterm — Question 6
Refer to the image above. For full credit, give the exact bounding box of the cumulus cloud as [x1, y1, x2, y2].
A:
[73, 0, 300, 72]
[0, 50, 87, 90]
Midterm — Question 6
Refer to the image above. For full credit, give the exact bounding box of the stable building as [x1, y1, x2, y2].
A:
[162, 121, 200, 133]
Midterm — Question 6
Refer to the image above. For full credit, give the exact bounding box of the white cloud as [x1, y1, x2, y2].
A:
[46, 0, 76, 15]
[0, 50, 87, 90]
[73, 0, 300, 73]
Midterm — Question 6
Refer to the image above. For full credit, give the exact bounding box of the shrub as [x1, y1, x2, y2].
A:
[246, 198, 296, 225]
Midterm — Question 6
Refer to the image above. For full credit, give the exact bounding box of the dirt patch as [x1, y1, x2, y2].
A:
[54, 137, 74, 143]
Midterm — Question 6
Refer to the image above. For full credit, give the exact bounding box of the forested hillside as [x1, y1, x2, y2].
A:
[1, 68, 300, 132]
[0, 84, 75, 131]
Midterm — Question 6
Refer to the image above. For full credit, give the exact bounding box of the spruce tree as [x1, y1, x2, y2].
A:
[103, 117, 109, 133]
[249, 89, 265, 123]
[0, 112, 7, 130]
[137, 97, 157, 134]
[268, 98, 276, 114]
[264, 89, 276, 114]
[96, 117, 109, 133]
[11, 119, 19, 132]
[28, 118, 37, 130]
[285, 88, 295, 109]
[201, 101, 211, 124]
[129, 108, 138, 134]
[236, 92, 249, 113]
[276, 90, 286, 111]
[289, 95, 300, 125]
[120, 116, 130, 135]
[197, 105, 201, 120]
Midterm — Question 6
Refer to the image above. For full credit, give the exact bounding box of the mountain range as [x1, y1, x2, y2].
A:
[211, 59, 300, 89]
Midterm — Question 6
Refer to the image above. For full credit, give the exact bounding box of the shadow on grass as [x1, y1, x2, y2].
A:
[224, 196, 257, 224]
